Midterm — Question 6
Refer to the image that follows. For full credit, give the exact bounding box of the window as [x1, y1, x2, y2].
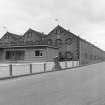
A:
[55, 39, 62, 46]
[47, 39, 53, 45]
[6, 51, 10, 60]
[35, 50, 43, 56]
[27, 32, 32, 37]
[65, 51, 73, 60]
[65, 38, 73, 45]
[6, 35, 9, 39]
[5, 51, 25, 60]
[58, 52, 64, 61]
[29, 32, 32, 37]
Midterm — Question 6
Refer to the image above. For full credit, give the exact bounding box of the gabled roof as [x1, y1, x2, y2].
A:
[23, 28, 46, 38]
[48, 25, 78, 38]
[8, 32, 20, 39]
[48, 25, 63, 35]
[1, 32, 21, 40]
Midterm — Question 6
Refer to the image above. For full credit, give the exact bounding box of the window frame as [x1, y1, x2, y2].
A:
[35, 50, 43, 57]
[47, 39, 53, 45]
[55, 39, 62, 46]
[65, 38, 73, 45]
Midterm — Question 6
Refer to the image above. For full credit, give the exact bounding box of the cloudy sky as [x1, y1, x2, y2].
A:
[0, 0, 105, 50]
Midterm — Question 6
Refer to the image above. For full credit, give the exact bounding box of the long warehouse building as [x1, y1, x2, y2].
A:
[0, 25, 105, 65]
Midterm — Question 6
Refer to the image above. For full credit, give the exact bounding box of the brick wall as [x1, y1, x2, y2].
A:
[45, 26, 79, 61]
[79, 39, 105, 65]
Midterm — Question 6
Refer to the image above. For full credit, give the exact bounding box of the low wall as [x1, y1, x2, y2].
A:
[60, 61, 79, 69]
[0, 64, 10, 77]
[12, 64, 30, 76]
[0, 61, 79, 79]
[32, 63, 44, 73]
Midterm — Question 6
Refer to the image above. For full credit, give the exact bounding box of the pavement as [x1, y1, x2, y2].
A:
[0, 62, 105, 105]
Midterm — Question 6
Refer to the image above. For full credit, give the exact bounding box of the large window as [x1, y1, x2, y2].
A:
[27, 32, 32, 37]
[65, 38, 73, 45]
[65, 51, 72, 60]
[5, 35, 9, 39]
[5, 51, 25, 60]
[55, 39, 62, 47]
[35, 50, 43, 56]
[47, 39, 53, 45]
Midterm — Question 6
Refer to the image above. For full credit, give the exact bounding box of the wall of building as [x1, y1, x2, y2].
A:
[0, 49, 5, 62]
[0, 48, 25, 63]
[46, 26, 79, 61]
[22, 29, 43, 44]
[0, 25, 105, 65]
[24, 47, 58, 62]
[0, 32, 20, 46]
[0, 47, 58, 63]
[79, 39, 105, 65]
[45, 47, 59, 61]
[25, 48, 47, 62]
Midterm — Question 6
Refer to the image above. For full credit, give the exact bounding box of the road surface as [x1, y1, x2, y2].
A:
[0, 62, 105, 105]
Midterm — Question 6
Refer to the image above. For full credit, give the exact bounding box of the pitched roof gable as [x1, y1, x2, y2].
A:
[48, 25, 78, 38]
[23, 28, 46, 38]
[1, 32, 21, 40]
[48, 25, 63, 35]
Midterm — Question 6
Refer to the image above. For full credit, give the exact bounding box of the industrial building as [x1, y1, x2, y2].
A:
[0, 25, 105, 65]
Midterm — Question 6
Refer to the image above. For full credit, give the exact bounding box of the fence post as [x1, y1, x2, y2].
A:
[65, 61, 68, 68]
[9, 64, 12, 76]
[44, 63, 46, 72]
[76, 61, 78, 66]
[30, 64, 32, 74]
[72, 61, 74, 67]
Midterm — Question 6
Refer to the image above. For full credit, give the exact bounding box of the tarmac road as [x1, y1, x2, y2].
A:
[0, 62, 105, 105]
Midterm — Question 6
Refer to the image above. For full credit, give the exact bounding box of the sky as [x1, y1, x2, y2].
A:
[0, 0, 105, 50]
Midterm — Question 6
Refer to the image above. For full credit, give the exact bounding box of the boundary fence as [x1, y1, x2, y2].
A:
[0, 61, 79, 79]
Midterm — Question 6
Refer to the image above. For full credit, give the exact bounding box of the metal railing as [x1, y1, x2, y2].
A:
[0, 41, 47, 47]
